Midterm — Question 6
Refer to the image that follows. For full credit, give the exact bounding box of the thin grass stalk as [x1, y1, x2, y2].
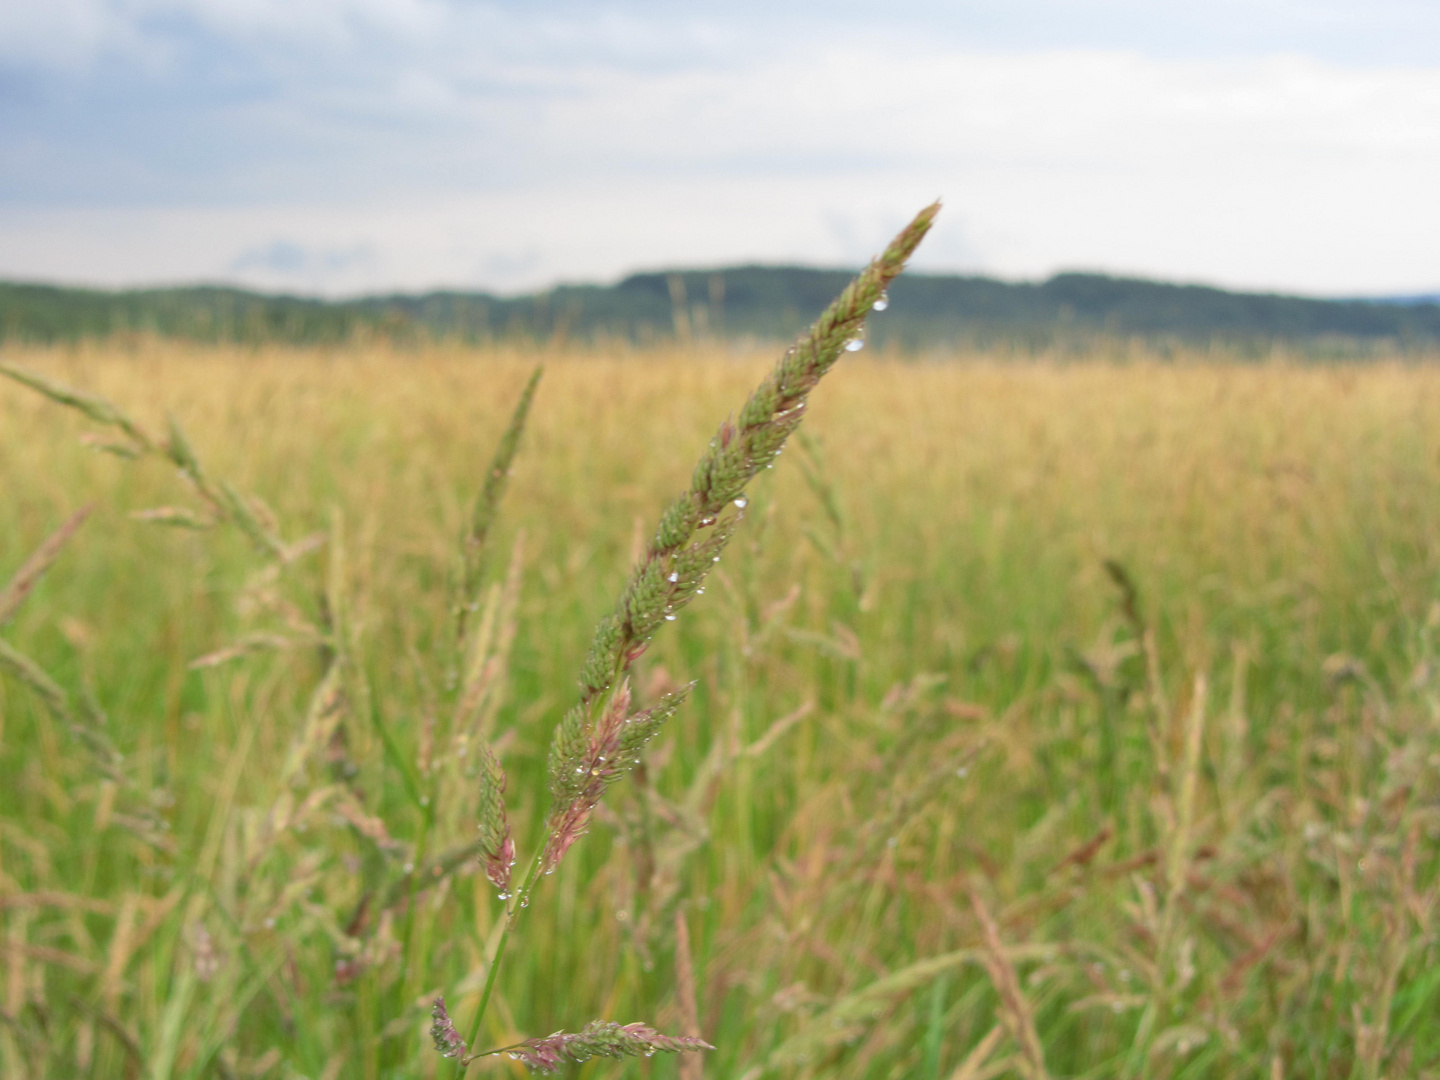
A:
[0, 505, 92, 628]
[1126, 673, 1208, 1079]
[675, 910, 703, 1080]
[948, 1024, 1006, 1080]
[455, 366, 542, 647]
[969, 888, 1050, 1080]
[458, 852, 543, 1071]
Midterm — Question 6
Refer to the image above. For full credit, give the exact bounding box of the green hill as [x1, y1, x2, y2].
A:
[3, 269, 1439, 352]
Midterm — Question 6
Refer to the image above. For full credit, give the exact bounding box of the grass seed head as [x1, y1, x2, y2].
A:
[543, 201, 939, 876]
[542, 680, 695, 874]
[429, 997, 467, 1060]
[505, 1020, 712, 1074]
[475, 740, 515, 893]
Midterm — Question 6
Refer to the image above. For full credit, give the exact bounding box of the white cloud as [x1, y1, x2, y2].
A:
[1, 5, 1437, 294]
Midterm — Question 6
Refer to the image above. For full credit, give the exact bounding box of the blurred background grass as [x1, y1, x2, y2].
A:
[2, 340, 1439, 1079]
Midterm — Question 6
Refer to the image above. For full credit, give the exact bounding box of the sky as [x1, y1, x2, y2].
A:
[1, 1, 1437, 298]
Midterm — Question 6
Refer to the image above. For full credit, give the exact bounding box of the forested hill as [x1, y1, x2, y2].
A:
[3, 267, 1438, 352]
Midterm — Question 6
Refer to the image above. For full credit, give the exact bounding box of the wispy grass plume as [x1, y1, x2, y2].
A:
[497, 1021, 712, 1075]
[450, 200, 940, 1072]
[456, 365, 542, 644]
[543, 201, 940, 873]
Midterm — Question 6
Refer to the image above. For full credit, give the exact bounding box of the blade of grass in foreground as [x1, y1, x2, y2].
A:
[544, 200, 941, 874]
[452, 199, 940, 1074]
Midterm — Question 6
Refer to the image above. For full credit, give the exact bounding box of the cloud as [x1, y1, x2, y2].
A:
[230, 239, 373, 278]
[0, 3, 1437, 294]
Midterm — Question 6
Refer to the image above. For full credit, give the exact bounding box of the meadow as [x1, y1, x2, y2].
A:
[2, 334, 1439, 1080]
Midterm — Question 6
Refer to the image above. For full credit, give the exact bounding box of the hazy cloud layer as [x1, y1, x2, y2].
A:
[2, 1, 1437, 295]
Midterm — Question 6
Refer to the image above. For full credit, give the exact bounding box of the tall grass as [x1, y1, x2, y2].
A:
[2, 324, 1439, 1078]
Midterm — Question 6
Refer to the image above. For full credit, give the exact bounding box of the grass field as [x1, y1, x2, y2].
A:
[2, 338, 1439, 1080]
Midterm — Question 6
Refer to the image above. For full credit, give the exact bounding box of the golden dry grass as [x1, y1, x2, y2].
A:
[2, 339, 1439, 1079]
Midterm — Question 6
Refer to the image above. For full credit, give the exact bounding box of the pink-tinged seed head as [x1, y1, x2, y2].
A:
[430, 997, 467, 1060]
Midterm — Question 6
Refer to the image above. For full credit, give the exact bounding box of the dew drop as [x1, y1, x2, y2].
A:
[520, 896, 531, 906]
[498, 892, 510, 901]
[665, 614, 677, 621]
[872, 291, 890, 311]
[667, 572, 679, 583]
[733, 497, 748, 509]
[699, 515, 717, 527]
[696, 587, 705, 595]
[576, 766, 585, 774]
[712, 555, 721, 563]
[844, 333, 866, 353]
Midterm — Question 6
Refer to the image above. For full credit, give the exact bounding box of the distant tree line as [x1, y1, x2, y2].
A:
[3, 268, 1439, 354]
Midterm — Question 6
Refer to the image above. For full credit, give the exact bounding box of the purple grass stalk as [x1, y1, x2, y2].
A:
[541, 200, 940, 876]
[449, 201, 939, 1075]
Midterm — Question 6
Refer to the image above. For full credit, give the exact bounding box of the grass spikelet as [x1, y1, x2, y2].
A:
[0, 361, 153, 451]
[457, 365, 542, 641]
[430, 997, 468, 1059]
[550, 200, 939, 817]
[453, 531, 525, 742]
[494, 1020, 712, 1074]
[566, 202, 937, 719]
[969, 888, 1050, 1080]
[541, 679, 695, 874]
[475, 739, 514, 893]
[0, 509, 125, 778]
[0, 636, 73, 724]
[0, 362, 311, 565]
[0, 504, 91, 628]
